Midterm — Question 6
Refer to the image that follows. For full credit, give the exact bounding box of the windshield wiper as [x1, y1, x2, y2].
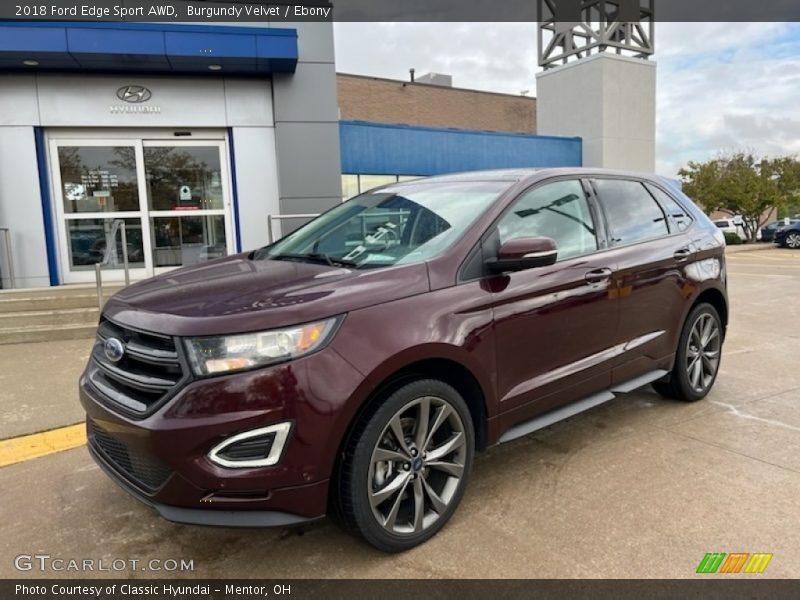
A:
[271, 253, 358, 268]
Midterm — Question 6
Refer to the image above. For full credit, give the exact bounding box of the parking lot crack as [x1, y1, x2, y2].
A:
[707, 400, 800, 434]
[663, 428, 800, 475]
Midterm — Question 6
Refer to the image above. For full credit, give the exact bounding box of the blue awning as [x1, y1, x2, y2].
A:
[0, 21, 298, 74]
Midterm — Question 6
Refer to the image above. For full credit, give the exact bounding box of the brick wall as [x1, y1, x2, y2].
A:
[337, 73, 537, 134]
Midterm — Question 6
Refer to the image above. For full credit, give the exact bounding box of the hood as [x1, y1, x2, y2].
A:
[102, 253, 430, 337]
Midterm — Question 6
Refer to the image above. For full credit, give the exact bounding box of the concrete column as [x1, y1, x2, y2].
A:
[536, 53, 656, 172]
[271, 22, 342, 235]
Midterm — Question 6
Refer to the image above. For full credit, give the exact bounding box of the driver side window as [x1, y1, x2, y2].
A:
[496, 180, 598, 261]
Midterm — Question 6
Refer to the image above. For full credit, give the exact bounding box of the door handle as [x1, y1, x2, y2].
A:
[585, 268, 613, 283]
[673, 248, 692, 262]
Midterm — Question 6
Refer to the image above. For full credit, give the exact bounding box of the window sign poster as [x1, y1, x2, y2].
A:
[58, 146, 139, 214]
[93, 189, 111, 208]
[81, 170, 118, 189]
[177, 184, 200, 210]
[64, 183, 85, 202]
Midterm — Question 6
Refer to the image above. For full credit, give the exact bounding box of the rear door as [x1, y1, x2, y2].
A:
[591, 178, 695, 384]
[486, 178, 619, 423]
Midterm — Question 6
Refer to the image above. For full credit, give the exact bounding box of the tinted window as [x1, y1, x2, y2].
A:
[645, 184, 693, 233]
[594, 179, 668, 245]
[497, 180, 597, 261]
[258, 181, 507, 269]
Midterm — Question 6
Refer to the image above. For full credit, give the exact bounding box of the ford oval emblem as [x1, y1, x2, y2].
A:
[116, 85, 152, 103]
[104, 337, 125, 363]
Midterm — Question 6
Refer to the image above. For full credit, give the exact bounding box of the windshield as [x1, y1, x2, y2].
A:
[254, 181, 508, 269]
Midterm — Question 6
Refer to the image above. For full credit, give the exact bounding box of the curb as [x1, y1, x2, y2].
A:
[724, 244, 777, 254]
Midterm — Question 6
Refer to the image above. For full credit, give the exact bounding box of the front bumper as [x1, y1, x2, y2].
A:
[88, 442, 322, 528]
[80, 345, 366, 524]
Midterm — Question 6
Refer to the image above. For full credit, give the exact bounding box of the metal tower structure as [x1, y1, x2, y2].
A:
[538, 0, 655, 69]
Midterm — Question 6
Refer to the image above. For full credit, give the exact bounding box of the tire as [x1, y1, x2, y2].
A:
[335, 379, 474, 552]
[785, 232, 800, 249]
[652, 302, 723, 402]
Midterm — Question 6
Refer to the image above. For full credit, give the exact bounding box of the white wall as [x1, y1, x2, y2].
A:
[0, 127, 50, 288]
[536, 54, 657, 172]
[231, 127, 281, 251]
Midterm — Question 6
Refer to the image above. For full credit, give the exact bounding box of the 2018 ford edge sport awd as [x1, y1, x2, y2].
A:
[80, 168, 728, 552]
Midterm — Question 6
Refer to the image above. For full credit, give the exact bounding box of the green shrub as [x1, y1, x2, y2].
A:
[723, 231, 743, 245]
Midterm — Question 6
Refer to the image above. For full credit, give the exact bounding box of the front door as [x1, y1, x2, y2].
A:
[487, 179, 619, 421]
[50, 137, 234, 284]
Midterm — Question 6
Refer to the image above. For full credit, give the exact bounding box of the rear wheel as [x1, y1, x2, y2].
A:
[653, 303, 723, 402]
[336, 379, 474, 552]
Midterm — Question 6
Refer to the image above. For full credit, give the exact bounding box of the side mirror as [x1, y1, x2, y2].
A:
[486, 237, 558, 273]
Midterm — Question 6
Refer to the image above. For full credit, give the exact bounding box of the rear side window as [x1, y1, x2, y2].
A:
[593, 179, 668, 246]
[645, 183, 693, 233]
[496, 180, 598, 261]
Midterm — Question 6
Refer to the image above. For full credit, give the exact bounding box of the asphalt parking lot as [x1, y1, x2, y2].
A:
[1, 247, 798, 579]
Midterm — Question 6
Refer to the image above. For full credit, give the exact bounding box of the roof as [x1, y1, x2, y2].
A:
[391, 168, 670, 185]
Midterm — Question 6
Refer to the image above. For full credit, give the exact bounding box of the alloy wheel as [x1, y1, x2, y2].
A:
[787, 233, 800, 249]
[686, 313, 721, 393]
[368, 396, 466, 536]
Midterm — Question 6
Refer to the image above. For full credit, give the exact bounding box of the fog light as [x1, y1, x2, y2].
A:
[208, 422, 291, 468]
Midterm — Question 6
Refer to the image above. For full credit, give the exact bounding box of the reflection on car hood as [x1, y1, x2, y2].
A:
[102, 253, 430, 336]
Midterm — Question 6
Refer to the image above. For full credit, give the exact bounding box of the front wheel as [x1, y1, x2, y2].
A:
[336, 379, 474, 552]
[785, 232, 800, 249]
[653, 303, 723, 402]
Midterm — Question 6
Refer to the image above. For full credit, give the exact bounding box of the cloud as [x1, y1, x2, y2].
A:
[655, 23, 800, 175]
[333, 23, 539, 94]
[334, 22, 800, 177]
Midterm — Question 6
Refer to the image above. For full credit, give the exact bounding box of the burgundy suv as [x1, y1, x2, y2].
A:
[80, 168, 728, 552]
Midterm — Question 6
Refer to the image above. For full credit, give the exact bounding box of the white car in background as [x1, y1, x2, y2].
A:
[713, 218, 747, 241]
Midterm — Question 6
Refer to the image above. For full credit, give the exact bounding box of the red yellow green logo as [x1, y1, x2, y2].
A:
[697, 552, 773, 574]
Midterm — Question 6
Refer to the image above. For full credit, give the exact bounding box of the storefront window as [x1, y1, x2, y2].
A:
[53, 139, 232, 283]
[144, 146, 224, 211]
[342, 174, 359, 200]
[342, 174, 425, 200]
[66, 218, 144, 271]
[58, 146, 139, 213]
[151, 215, 227, 267]
[358, 174, 399, 193]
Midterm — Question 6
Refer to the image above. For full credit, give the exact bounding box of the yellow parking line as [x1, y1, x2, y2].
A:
[0, 424, 86, 468]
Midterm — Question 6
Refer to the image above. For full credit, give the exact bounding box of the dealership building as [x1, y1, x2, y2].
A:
[0, 18, 636, 290]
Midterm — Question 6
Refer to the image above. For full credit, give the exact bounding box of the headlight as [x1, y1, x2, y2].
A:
[185, 317, 341, 376]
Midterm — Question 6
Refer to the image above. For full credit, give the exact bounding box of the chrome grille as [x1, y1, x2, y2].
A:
[88, 318, 187, 416]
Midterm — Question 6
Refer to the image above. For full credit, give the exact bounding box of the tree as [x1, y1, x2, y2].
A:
[678, 153, 800, 242]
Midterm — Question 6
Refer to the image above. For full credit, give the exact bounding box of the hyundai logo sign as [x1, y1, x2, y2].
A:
[116, 85, 152, 103]
[103, 337, 125, 363]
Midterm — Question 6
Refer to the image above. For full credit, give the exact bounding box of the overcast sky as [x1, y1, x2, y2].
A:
[333, 22, 800, 176]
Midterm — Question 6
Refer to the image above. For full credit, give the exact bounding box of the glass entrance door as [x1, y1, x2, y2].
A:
[50, 138, 234, 284]
[143, 141, 232, 274]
